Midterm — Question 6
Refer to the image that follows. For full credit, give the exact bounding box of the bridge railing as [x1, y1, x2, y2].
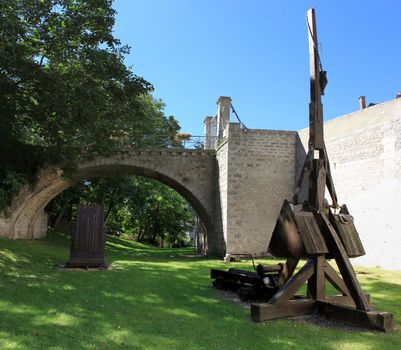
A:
[111, 134, 219, 150]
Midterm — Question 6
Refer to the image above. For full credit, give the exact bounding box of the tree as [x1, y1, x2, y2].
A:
[0, 0, 180, 210]
[46, 176, 195, 248]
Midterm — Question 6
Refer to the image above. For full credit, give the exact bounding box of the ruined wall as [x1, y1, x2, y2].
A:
[221, 123, 297, 256]
[298, 98, 401, 270]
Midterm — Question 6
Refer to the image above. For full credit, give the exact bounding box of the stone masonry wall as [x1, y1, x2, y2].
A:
[222, 123, 297, 256]
[298, 98, 401, 270]
[215, 140, 229, 253]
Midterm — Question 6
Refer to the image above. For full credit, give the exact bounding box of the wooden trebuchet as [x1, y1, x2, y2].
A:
[251, 8, 393, 331]
[211, 8, 393, 332]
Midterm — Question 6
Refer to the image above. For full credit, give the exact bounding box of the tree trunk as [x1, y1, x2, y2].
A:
[104, 188, 117, 225]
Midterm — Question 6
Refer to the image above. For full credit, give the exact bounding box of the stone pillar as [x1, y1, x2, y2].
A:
[204, 116, 213, 149]
[216, 96, 232, 139]
[217, 123, 298, 258]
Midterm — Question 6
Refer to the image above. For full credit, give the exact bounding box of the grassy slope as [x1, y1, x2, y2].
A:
[0, 233, 400, 350]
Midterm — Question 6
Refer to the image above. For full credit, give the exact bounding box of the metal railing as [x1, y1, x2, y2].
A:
[110, 134, 219, 150]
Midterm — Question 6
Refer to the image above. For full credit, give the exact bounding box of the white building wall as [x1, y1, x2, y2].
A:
[299, 98, 401, 270]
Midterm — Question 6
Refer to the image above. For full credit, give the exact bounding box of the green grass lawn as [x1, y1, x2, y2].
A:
[0, 232, 400, 350]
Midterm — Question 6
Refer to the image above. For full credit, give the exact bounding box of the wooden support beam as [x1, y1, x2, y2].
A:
[307, 8, 324, 151]
[324, 261, 351, 296]
[326, 294, 370, 307]
[269, 259, 314, 304]
[323, 147, 338, 207]
[251, 300, 316, 322]
[317, 212, 371, 311]
[278, 258, 300, 286]
[316, 301, 393, 332]
[308, 159, 326, 211]
[294, 150, 312, 204]
[307, 255, 326, 300]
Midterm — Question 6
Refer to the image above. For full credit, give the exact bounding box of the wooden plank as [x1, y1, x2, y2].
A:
[307, 255, 325, 300]
[330, 213, 365, 257]
[268, 259, 315, 304]
[316, 301, 393, 332]
[251, 300, 316, 322]
[294, 211, 328, 255]
[324, 262, 350, 296]
[317, 212, 371, 311]
[269, 200, 306, 259]
[326, 294, 370, 307]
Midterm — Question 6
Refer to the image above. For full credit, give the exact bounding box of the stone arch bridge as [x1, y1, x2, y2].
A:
[0, 148, 229, 255]
[0, 97, 299, 257]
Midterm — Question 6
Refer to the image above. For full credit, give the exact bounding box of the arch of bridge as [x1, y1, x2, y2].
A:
[8, 149, 217, 241]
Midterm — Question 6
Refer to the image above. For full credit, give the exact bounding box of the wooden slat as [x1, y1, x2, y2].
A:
[294, 211, 328, 255]
[331, 214, 365, 257]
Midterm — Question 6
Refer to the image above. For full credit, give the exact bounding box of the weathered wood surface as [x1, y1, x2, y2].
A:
[268, 259, 314, 304]
[316, 301, 393, 332]
[67, 204, 106, 267]
[294, 210, 328, 255]
[251, 298, 392, 332]
[307, 8, 324, 151]
[307, 255, 325, 300]
[74, 204, 105, 253]
[318, 212, 371, 311]
[251, 300, 315, 322]
[331, 213, 365, 257]
[324, 261, 350, 296]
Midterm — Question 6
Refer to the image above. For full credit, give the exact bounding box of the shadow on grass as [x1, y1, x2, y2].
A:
[0, 232, 400, 350]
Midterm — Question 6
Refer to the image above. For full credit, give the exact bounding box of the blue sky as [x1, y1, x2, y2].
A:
[113, 0, 401, 135]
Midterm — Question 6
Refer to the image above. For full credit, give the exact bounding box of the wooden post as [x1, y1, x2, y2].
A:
[307, 255, 325, 300]
[318, 212, 371, 311]
[307, 8, 324, 152]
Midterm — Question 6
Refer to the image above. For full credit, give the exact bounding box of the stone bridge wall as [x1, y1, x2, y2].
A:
[0, 149, 225, 255]
[217, 123, 298, 256]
